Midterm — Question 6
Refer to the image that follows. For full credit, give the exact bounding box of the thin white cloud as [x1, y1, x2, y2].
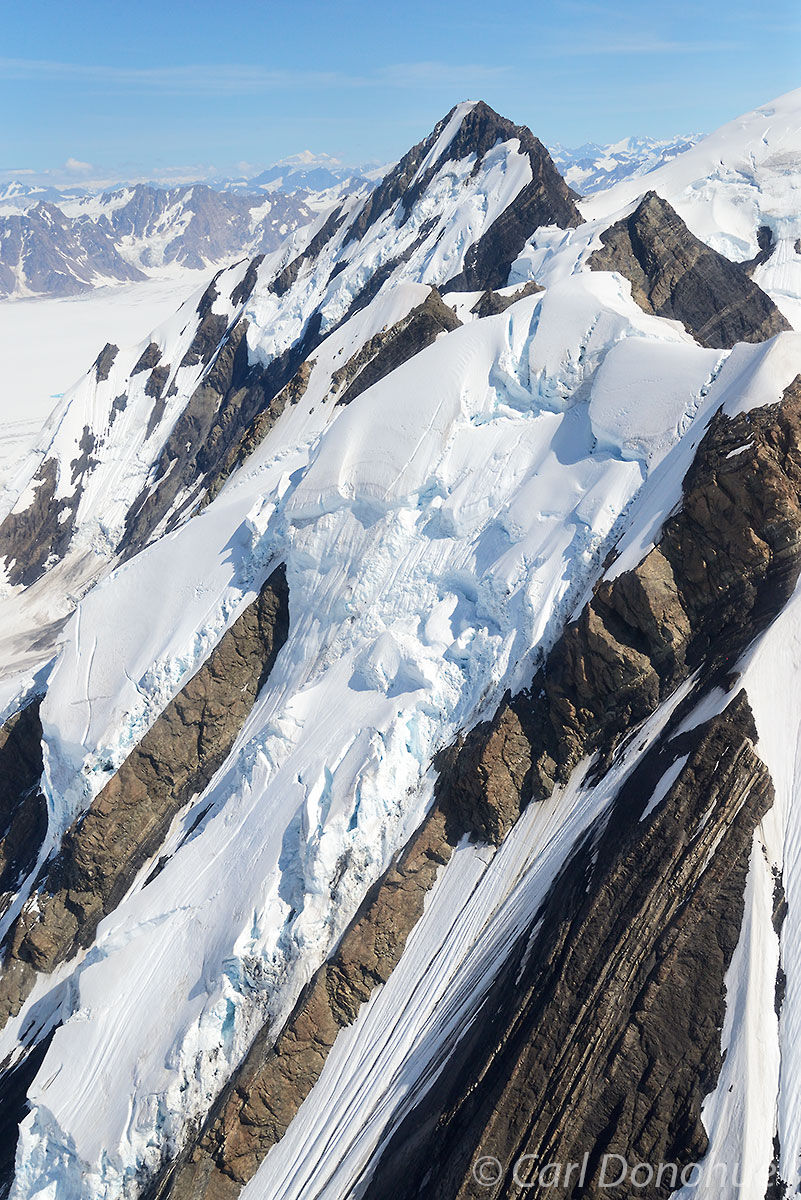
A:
[0, 57, 510, 95]
[544, 37, 742, 56]
[0, 161, 228, 190]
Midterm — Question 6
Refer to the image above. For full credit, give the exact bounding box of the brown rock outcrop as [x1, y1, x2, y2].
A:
[0, 566, 290, 1025]
[367, 694, 773, 1199]
[132, 342, 162, 375]
[94, 343, 118, 382]
[0, 700, 46, 915]
[470, 281, 542, 318]
[333, 287, 461, 406]
[587, 191, 790, 348]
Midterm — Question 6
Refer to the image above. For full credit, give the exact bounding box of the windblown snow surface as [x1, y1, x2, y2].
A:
[0, 90, 800, 1200]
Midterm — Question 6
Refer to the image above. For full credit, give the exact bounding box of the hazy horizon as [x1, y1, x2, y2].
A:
[5, 0, 800, 188]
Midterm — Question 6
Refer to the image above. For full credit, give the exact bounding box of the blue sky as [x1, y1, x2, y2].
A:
[4, 0, 800, 184]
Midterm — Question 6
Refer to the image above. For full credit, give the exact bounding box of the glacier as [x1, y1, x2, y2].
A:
[0, 89, 799, 1200]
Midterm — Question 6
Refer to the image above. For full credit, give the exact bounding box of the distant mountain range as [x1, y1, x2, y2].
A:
[0, 88, 799, 1200]
[0, 137, 701, 299]
[550, 133, 703, 193]
[0, 183, 324, 298]
[213, 150, 382, 194]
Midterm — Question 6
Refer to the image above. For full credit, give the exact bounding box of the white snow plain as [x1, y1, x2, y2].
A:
[1, 88, 801, 1200]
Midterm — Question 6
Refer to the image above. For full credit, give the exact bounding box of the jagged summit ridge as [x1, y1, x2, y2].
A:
[0, 98, 585, 598]
[0, 91, 799, 1200]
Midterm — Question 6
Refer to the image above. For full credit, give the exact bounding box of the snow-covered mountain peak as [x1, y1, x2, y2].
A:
[580, 86, 801, 326]
[0, 93, 800, 1200]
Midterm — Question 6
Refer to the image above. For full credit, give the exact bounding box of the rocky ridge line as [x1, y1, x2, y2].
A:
[367, 692, 772, 1199]
[587, 191, 790, 349]
[0, 565, 290, 1026]
[359, 376, 801, 1198]
[142, 380, 801, 1199]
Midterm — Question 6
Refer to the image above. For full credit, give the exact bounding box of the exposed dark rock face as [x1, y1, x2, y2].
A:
[132, 342, 162, 375]
[0, 459, 78, 587]
[333, 288, 461, 406]
[345, 122, 442, 246]
[443, 374, 801, 839]
[145, 364, 171, 400]
[122, 303, 329, 554]
[123, 316, 253, 552]
[144, 386, 169, 438]
[445, 106, 581, 293]
[587, 191, 790, 348]
[765, 1134, 789, 1199]
[179, 310, 229, 370]
[743, 225, 777, 276]
[0, 566, 290, 1025]
[70, 425, 98, 485]
[197, 273, 221, 319]
[0, 700, 46, 914]
[272, 208, 347, 297]
[366, 694, 773, 1200]
[94, 342, 118, 382]
[470, 281, 542, 318]
[0, 1027, 56, 1197]
[0, 416, 106, 586]
[230, 255, 265, 308]
[148, 806, 456, 1200]
[108, 394, 127, 427]
[201, 358, 314, 508]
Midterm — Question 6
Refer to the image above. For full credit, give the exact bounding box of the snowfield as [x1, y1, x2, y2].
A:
[0, 88, 800, 1200]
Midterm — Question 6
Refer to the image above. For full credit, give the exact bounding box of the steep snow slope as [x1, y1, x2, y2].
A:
[0, 95, 798, 1200]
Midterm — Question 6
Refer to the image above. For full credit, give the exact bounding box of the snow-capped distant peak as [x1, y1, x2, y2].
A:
[550, 133, 703, 194]
[273, 150, 344, 168]
[580, 85, 801, 327]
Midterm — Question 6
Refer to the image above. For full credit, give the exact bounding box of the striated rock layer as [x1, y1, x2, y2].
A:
[587, 191, 790, 348]
[0, 566, 289, 1025]
[140, 379, 801, 1199]
[363, 377, 801, 1197]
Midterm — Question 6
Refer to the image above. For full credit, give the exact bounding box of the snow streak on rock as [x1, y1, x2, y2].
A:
[0, 90, 799, 1200]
